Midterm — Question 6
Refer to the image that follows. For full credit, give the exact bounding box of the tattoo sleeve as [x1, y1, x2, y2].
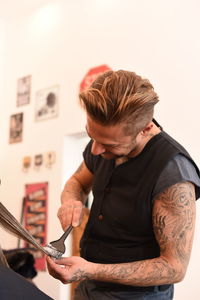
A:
[82, 182, 196, 286]
[153, 182, 196, 267]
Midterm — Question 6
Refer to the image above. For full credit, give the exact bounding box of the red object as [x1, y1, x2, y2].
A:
[24, 182, 48, 271]
[79, 64, 112, 92]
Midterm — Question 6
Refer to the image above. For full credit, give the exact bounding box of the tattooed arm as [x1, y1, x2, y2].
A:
[48, 181, 196, 286]
[150, 181, 196, 283]
[57, 161, 93, 230]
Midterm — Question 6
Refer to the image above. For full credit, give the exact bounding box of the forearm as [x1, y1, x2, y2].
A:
[89, 256, 182, 286]
[47, 255, 182, 286]
[58, 169, 92, 229]
[61, 175, 89, 205]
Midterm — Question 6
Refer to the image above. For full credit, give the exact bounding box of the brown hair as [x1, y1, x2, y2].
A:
[79, 70, 159, 135]
[0, 246, 9, 267]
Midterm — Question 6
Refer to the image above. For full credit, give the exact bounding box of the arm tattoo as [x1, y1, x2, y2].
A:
[71, 269, 90, 282]
[153, 214, 168, 252]
[153, 182, 196, 266]
[86, 257, 177, 286]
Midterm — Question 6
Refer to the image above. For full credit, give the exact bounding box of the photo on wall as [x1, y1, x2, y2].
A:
[17, 75, 31, 106]
[22, 156, 31, 172]
[9, 112, 23, 144]
[24, 182, 48, 271]
[34, 154, 43, 170]
[45, 151, 56, 168]
[35, 85, 59, 122]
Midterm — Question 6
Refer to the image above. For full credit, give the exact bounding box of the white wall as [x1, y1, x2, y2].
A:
[0, 0, 199, 299]
[0, 18, 6, 180]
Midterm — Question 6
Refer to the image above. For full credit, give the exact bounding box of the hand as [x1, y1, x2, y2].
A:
[57, 200, 84, 230]
[46, 256, 95, 284]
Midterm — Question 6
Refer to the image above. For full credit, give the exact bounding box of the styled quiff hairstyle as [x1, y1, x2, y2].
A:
[79, 70, 159, 135]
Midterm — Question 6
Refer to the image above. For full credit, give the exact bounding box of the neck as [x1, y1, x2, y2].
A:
[115, 122, 161, 166]
[127, 122, 161, 158]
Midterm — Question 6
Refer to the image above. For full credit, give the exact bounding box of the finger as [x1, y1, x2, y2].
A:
[72, 201, 83, 227]
[57, 204, 72, 230]
[53, 257, 71, 265]
[46, 257, 58, 278]
[46, 256, 57, 271]
[46, 257, 68, 278]
[55, 256, 82, 267]
[47, 256, 72, 269]
[57, 207, 67, 229]
[65, 202, 74, 225]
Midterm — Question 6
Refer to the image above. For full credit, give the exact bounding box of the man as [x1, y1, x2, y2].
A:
[47, 70, 200, 299]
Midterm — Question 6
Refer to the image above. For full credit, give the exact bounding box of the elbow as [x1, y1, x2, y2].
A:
[177, 265, 189, 283]
[173, 270, 186, 284]
[161, 256, 188, 284]
[168, 263, 188, 284]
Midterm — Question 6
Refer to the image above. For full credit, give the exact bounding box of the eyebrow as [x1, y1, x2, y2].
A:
[85, 126, 120, 148]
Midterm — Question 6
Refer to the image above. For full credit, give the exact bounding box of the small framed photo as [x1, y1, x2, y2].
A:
[34, 154, 43, 170]
[35, 85, 59, 122]
[9, 112, 23, 144]
[22, 156, 31, 172]
[17, 75, 31, 106]
[45, 151, 56, 168]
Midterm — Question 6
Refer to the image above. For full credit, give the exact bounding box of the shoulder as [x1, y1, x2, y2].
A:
[83, 140, 104, 173]
[153, 154, 200, 200]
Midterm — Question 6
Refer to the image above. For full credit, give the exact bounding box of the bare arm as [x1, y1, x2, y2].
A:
[57, 161, 93, 230]
[48, 182, 196, 286]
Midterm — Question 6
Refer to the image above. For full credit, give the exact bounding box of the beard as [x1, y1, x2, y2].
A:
[100, 143, 137, 160]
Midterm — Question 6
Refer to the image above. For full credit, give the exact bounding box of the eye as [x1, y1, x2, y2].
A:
[105, 144, 119, 149]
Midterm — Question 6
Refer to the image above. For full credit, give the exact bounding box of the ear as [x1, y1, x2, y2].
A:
[141, 122, 153, 136]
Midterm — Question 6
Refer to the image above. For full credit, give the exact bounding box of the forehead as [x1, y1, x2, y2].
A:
[86, 115, 131, 144]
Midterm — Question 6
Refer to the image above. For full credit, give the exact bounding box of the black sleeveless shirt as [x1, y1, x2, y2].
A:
[80, 131, 200, 264]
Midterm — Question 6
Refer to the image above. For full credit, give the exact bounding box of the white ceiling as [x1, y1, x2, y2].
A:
[0, 0, 52, 20]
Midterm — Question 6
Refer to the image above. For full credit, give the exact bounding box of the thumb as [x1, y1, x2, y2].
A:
[54, 257, 72, 265]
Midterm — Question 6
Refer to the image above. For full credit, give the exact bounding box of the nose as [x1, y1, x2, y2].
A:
[91, 140, 106, 155]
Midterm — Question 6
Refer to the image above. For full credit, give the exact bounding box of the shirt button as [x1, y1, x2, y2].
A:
[105, 187, 110, 193]
[98, 214, 103, 220]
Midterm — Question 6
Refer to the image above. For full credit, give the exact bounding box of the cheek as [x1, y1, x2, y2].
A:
[131, 140, 137, 148]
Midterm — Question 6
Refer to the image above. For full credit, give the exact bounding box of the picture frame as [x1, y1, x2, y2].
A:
[17, 75, 31, 106]
[9, 112, 23, 144]
[35, 85, 59, 122]
[24, 182, 48, 271]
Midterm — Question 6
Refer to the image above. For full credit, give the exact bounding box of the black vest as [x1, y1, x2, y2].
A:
[80, 131, 200, 264]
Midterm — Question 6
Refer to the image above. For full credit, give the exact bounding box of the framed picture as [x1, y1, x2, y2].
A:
[24, 182, 48, 271]
[17, 75, 31, 106]
[9, 112, 23, 144]
[35, 85, 59, 122]
[22, 156, 31, 172]
[45, 151, 56, 168]
[34, 154, 43, 170]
